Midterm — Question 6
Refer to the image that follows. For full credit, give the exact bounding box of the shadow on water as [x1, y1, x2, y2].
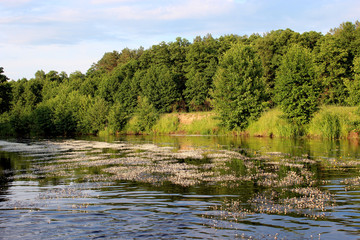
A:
[0, 152, 14, 202]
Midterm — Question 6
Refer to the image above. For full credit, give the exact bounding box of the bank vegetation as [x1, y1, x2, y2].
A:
[1, 21, 360, 139]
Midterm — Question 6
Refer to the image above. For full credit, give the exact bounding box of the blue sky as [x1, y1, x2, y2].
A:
[1, 0, 359, 80]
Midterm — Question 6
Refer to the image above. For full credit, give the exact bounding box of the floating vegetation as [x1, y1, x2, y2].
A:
[341, 176, 360, 191]
[1, 138, 359, 239]
[0, 139, 341, 191]
[37, 186, 92, 200]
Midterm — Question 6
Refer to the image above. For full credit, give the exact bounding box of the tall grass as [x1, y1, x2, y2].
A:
[152, 114, 180, 134]
[246, 108, 297, 137]
[122, 116, 142, 134]
[117, 106, 360, 138]
[177, 112, 223, 135]
[308, 106, 360, 139]
[247, 106, 360, 139]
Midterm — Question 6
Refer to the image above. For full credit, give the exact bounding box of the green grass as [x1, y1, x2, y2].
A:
[151, 113, 179, 134]
[247, 106, 360, 139]
[122, 116, 142, 134]
[118, 106, 360, 138]
[308, 106, 360, 139]
[246, 108, 296, 137]
[176, 112, 223, 135]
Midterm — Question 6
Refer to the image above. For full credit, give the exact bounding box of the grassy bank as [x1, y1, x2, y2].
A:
[248, 106, 360, 139]
[123, 111, 223, 135]
[121, 106, 360, 139]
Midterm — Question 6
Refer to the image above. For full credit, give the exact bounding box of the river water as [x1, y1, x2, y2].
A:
[0, 135, 359, 239]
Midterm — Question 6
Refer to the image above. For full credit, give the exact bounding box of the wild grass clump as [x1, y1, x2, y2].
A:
[308, 106, 360, 139]
[246, 108, 299, 138]
[178, 113, 223, 135]
[152, 114, 180, 134]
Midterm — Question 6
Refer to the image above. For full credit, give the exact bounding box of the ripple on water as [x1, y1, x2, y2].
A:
[1, 138, 360, 239]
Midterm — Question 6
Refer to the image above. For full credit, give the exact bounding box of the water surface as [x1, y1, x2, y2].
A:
[0, 136, 360, 239]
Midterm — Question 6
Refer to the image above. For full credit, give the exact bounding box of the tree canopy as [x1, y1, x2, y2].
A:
[1, 21, 360, 136]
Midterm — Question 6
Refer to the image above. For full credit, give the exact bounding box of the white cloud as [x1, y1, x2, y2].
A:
[1, 0, 359, 80]
[97, 0, 235, 20]
[157, 0, 234, 20]
[90, 0, 135, 4]
[0, 0, 32, 7]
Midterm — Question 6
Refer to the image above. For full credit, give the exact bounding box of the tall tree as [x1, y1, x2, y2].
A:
[212, 44, 265, 130]
[184, 34, 219, 111]
[0, 67, 12, 114]
[253, 29, 300, 103]
[345, 56, 360, 105]
[275, 44, 320, 126]
[314, 35, 350, 105]
[315, 22, 360, 105]
[140, 65, 180, 113]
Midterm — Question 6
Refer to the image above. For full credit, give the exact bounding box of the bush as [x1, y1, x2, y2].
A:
[125, 97, 159, 134]
[0, 112, 13, 136]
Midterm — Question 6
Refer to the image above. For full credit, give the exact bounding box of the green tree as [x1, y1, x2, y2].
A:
[345, 56, 360, 105]
[133, 96, 159, 133]
[78, 96, 109, 134]
[31, 104, 55, 136]
[184, 34, 219, 111]
[0, 67, 12, 114]
[108, 102, 131, 133]
[315, 35, 350, 105]
[212, 44, 265, 130]
[168, 37, 190, 96]
[68, 71, 86, 91]
[315, 22, 360, 105]
[253, 29, 300, 103]
[140, 65, 180, 113]
[275, 44, 320, 126]
[94, 51, 120, 73]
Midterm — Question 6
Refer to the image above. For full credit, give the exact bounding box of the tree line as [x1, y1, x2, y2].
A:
[1, 21, 360, 136]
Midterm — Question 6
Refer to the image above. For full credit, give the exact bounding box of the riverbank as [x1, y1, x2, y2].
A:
[112, 106, 360, 139]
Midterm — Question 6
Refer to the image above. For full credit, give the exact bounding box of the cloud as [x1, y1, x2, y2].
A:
[1, 0, 359, 80]
[0, 0, 32, 7]
[97, 0, 235, 21]
[1, 0, 239, 46]
[90, 0, 136, 4]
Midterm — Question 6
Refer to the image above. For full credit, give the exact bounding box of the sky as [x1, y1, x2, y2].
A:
[1, 0, 359, 80]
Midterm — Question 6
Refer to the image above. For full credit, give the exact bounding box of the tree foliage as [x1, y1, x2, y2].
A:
[0, 67, 12, 114]
[1, 21, 360, 137]
[275, 44, 320, 125]
[212, 44, 265, 130]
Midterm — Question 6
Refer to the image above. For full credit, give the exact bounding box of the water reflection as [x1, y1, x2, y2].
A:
[0, 152, 13, 202]
[0, 136, 359, 239]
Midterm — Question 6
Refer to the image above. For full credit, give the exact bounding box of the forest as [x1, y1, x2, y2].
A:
[0, 21, 360, 137]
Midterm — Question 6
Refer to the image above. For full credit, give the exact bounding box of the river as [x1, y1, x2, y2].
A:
[0, 135, 359, 239]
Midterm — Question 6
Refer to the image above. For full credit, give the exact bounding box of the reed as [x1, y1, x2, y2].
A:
[151, 113, 180, 134]
[308, 106, 360, 139]
[177, 112, 223, 135]
[246, 108, 297, 137]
